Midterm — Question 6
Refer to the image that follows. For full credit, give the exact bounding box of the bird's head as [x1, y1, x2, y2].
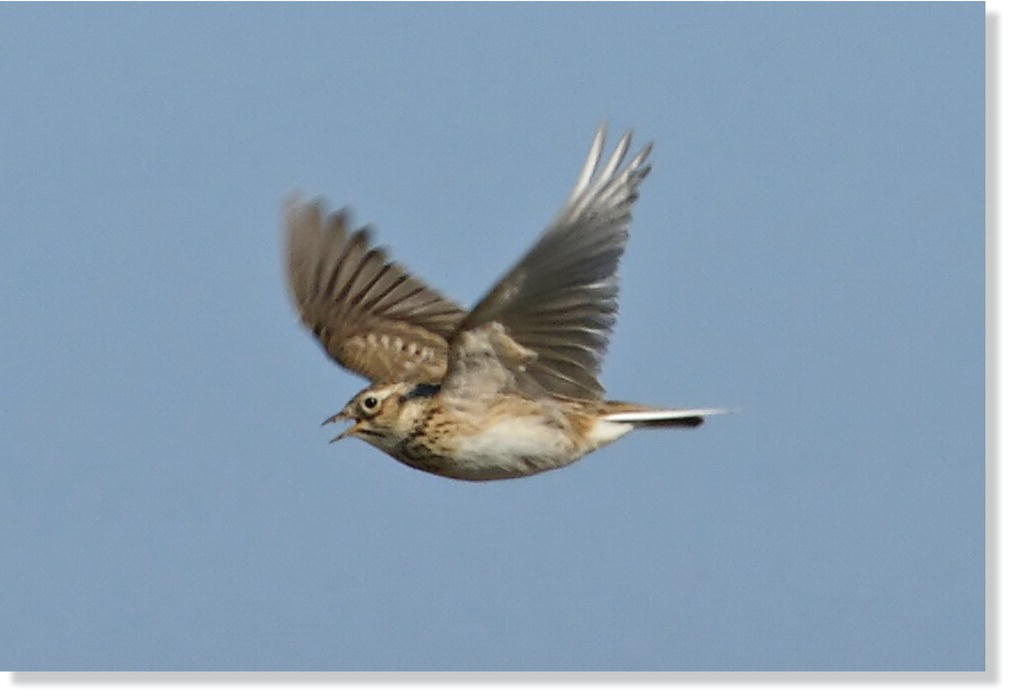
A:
[325, 383, 423, 451]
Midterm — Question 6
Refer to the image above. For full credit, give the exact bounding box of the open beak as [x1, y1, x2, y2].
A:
[329, 422, 361, 443]
[322, 407, 359, 443]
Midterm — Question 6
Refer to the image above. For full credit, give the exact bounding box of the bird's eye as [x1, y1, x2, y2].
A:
[362, 396, 379, 411]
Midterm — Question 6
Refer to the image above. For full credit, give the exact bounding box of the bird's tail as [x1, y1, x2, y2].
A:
[600, 402, 728, 429]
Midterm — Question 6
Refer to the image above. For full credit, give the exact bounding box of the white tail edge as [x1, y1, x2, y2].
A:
[602, 408, 729, 423]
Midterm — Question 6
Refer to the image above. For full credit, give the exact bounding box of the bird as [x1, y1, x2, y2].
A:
[285, 125, 724, 481]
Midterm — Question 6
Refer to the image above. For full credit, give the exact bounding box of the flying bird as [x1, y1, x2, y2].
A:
[286, 125, 723, 481]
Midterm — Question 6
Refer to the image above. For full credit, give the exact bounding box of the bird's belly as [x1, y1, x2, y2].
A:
[440, 416, 579, 481]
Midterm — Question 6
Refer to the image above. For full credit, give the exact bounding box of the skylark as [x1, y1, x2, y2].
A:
[286, 126, 723, 481]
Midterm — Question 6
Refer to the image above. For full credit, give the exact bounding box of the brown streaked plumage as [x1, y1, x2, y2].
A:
[286, 204, 466, 384]
[286, 125, 724, 481]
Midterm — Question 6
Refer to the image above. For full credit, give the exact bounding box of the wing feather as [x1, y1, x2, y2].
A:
[286, 199, 467, 384]
[446, 126, 653, 401]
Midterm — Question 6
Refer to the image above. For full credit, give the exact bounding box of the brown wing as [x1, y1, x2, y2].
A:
[285, 199, 467, 384]
[446, 126, 652, 401]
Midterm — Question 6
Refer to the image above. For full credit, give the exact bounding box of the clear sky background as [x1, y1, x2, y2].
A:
[0, 2, 983, 670]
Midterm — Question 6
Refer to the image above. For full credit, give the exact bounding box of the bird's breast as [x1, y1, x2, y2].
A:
[398, 402, 584, 481]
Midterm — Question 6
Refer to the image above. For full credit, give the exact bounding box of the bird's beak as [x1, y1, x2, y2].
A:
[330, 421, 361, 443]
[322, 407, 359, 443]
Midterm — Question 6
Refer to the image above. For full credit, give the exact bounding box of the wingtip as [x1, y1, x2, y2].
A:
[635, 141, 653, 166]
[283, 193, 309, 224]
[568, 125, 609, 203]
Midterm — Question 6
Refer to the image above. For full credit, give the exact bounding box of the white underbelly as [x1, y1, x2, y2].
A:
[448, 416, 577, 480]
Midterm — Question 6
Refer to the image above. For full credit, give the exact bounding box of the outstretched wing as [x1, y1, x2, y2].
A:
[446, 126, 653, 401]
[286, 199, 467, 384]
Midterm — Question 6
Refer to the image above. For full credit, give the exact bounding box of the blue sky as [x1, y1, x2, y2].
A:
[0, 2, 983, 670]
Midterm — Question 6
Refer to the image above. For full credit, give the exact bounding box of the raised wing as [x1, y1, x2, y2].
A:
[446, 126, 652, 401]
[286, 199, 467, 384]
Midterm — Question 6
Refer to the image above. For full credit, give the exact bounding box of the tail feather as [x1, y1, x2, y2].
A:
[600, 405, 727, 429]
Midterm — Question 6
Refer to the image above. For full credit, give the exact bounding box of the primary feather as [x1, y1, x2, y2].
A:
[447, 125, 653, 401]
[285, 200, 466, 384]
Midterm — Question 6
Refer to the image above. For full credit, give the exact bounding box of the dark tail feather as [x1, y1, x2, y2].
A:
[600, 405, 727, 429]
